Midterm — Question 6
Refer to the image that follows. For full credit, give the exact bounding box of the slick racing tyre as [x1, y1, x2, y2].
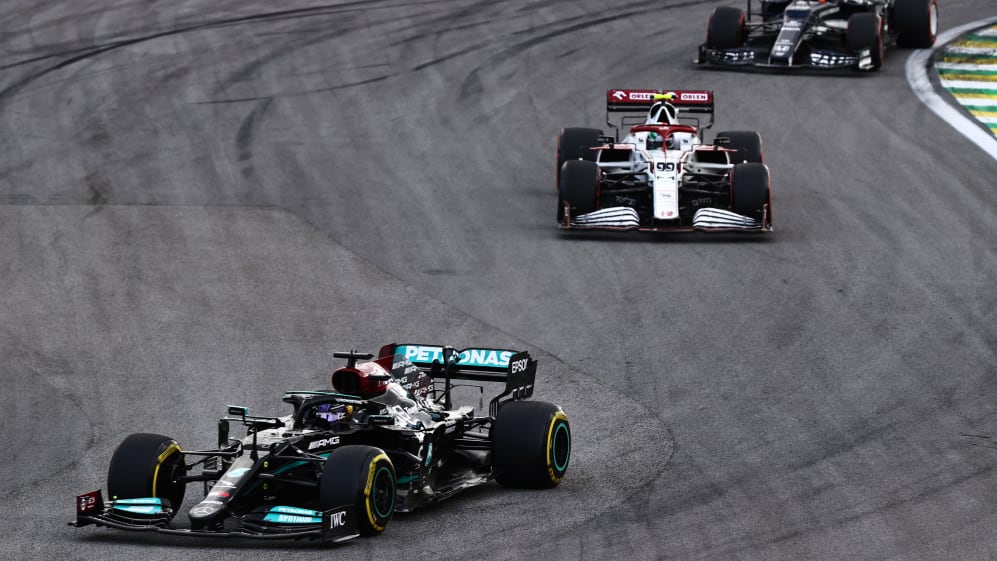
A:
[556, 127, 602, 188]
[558, 159, 599, 223]
[894, 0, 938, 48]
[714, 130, 763, 164]
[847, 13, 883, 70]
[706, 7, 745, 50]
[107, 433, 186, 519]
[491, 401, 571, 488]
[320, 445, 396, 537]
[730, 162, 771, 223]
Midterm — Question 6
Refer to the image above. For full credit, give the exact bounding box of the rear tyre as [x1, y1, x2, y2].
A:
[106, 433, 186, 519]
[894, 0, 938, 48]
[706, 7, 745, 50]
[491, 401, 571, 488]
[319, 445, 396, 537]
[558, 159, 599, 223]
[714, 130, 763, 164]
[730, 162, 771, 223]
[847, 13, 883, 70]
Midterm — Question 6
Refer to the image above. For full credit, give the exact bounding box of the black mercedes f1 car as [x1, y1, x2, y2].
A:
[72, 344, 570, 543]
[696, 0, 938, 71]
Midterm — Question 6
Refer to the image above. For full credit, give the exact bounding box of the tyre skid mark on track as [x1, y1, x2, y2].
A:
[441, 0, 712, 112]
[0, 2, 401, 102]
[215, 26, 362, 97]
[235, 98, 274, 187]
[188, 75, 395, 105]
[400, 0, 705, 74]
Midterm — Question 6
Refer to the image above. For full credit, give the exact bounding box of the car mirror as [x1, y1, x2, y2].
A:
[227, 405, 248, 417]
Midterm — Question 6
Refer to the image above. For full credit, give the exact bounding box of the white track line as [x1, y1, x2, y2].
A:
[906, 16, 997, 160]
[935, 61, 997, 70]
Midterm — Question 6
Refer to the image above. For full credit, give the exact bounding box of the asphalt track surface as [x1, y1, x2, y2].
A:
[1, 1, 996, 560]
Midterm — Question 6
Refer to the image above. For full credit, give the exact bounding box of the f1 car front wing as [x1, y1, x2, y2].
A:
[71, 490, 359, 542]
[696, 44, 873, 71]
[563, 206, 771, 233]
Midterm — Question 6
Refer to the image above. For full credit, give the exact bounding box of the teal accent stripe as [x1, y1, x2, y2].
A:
[263, 513, 322, 524]
[273, 460, 308, 475]
[271, 452, 331, 476]
[269, 505, 321, 516]
[245, 452, 332, 493]
[113, 505, 165, 515]
[243, 452, 330, 494]
[967, 34, 997, 44]
[114, 497, 163, 505]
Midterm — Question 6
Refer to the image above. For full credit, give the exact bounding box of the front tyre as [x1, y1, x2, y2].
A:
[319, 445, 396, 537]
[558, 159, 599, 224]
[706, 7, 746, 50]
[730, 162, 771, 224]
[106, 433, 186, 519]
[847, 13, 883, 71]
[491, 401, 571, 488]
[894, 0, 938, 48]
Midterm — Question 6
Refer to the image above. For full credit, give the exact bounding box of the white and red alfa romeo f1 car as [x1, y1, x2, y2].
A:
[556, 89, 773, 233]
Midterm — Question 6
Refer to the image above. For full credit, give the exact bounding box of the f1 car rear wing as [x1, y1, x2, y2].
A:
[605, 89, 715, 137]
[378, 343, 536, 415]
[607, 89, 714, 113]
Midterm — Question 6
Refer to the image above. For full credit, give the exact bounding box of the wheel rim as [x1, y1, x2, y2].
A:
[370, 465, 395, 520]
[551, 421, 571, 473]
[547, 412, 571, 480]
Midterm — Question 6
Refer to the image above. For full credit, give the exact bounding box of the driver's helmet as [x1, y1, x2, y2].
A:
[308, 402, 351, 429]
[646, 132, 663, 150]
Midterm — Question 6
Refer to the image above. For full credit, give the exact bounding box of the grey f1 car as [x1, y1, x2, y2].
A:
[696, 0, 938, 71]
[72, 344, 570, 542]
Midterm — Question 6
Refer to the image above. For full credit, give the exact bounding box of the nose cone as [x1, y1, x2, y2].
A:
[189, 461, 254, 528]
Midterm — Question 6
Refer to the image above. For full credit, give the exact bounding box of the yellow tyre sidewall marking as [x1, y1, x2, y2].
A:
[546, 412, 570, 484]
[364, 453, 392, 531]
